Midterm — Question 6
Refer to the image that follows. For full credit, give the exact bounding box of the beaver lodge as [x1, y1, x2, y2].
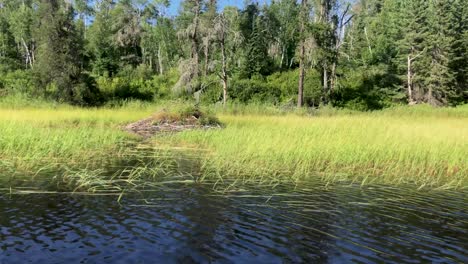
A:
[124, 107, 222, 138]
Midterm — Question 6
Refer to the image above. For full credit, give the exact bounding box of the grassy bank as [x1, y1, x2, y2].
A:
[161, 107, 468, 189]
[0, 105, 152, 175]
[1, 100, 467, 190]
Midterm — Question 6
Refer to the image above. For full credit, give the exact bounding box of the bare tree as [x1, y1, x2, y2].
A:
[175, 0, 202, 94]
[213, 10, 242, 106]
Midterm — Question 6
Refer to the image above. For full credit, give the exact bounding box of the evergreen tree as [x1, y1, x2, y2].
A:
[239, 3, 272, 78]
[424, 0, 456, 105]
[33, 0, 86, 102]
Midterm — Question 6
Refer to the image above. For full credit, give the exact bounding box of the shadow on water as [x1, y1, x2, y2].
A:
[0, 143, 467, 263]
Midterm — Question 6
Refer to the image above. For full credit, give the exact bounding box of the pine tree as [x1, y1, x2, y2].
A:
[449, 0, 468, 103]
[33, 0, 85, 102]
[239, 3, 272, 78]
[398, 0, 430, 103]
[424, 0, 456, 105]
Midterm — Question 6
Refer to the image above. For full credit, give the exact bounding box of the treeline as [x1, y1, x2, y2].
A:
[0, 0, 466, 109]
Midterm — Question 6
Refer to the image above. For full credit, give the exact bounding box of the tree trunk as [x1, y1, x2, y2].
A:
[407, 47, 425, 104]
[297, 0, 308, 108]
[158, 43, 164, 75]
[221, 28, 228, 106]
[297, 43, 305, 107]
[407, 55, 414, 104]
[21, 38, 33, 69]
[280, 45, 285, 69]
[204, 38, 210, 76]
[191, 0, 201, 78]
[330, 62, 336, 94]
[323, 64, 328, 104]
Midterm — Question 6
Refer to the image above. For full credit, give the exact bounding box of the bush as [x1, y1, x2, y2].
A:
[96, 67, 179, 101]
[96, 76, 153, 101]
[229, 75, 281, 104]
[267, 69, 322, 106]
[333, 65, 404, 110]
[0, 70, 35, 95]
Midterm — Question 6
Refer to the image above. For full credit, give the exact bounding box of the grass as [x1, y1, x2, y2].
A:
[160, 106, 468, 189]
[1, 98, 467, 191]
[0, 105, 153, 175]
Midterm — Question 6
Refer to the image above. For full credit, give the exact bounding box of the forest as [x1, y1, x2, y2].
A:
[0, 0, 466, 109]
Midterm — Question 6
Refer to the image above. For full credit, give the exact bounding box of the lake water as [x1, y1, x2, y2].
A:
[0, 147, 467, 263]
[1, 181, 467, 263]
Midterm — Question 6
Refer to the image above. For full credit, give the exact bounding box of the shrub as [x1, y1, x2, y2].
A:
[96, 67, 179, 102]
[267, 69, 322, 106]
[0, 70, 35, 95]
[230, 75, 281, 104]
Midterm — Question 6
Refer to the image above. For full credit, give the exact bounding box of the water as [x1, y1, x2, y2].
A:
[1, 181, 467, 263]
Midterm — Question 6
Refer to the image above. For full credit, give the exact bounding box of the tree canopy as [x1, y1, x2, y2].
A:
[0, 0, 466, 108]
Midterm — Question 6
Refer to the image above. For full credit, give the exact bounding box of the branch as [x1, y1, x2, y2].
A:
[339, 3, 352, 27]
[410, 48, 427, 61]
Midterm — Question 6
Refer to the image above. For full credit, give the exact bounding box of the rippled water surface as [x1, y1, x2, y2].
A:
[1, 180, 467, 263]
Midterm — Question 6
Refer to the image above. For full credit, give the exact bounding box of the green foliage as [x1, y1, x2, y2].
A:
[0, 70, 35, 95]
[334, 65, 403, 110]
[32, 0, 90, 104]
[229, 76, 281, 104]
[96, 67, 179, 101]
[267, 70, 322, 106]
[0, 0, 465, 108]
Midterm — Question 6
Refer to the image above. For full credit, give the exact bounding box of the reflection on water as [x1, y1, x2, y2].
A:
[1, 182, 467, 263]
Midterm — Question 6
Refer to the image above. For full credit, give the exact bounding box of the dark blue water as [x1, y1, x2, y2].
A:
[1, 181, 467, 263]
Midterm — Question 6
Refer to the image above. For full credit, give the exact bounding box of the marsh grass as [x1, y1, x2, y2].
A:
[0, 106, 152, 176]
[1, 101, 467, 192]
[161, 107, 468, 189]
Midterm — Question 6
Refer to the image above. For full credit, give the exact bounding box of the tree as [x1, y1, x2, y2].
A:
[214, 12, 228, 105]
[267, 0, 299, 70]
[33, 0, 86, 102]
[87, 0, 119, 76]
[174, 0, 203, 94]
[1, 0, 35, 69]
[238, 3, 272, 78]
[140, 0, 177, 74]
[201, 0, 217, 76]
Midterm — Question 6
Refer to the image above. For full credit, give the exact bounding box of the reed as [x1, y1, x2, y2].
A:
[161, 106, 468, 189]
[0, 106, 152, 175]
[1, 102, 467, 191]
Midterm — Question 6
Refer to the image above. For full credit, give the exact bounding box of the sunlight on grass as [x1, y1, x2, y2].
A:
[161, 109, 468, 189]
[0, 106, 153, 174]
[1, 103, 467, 190]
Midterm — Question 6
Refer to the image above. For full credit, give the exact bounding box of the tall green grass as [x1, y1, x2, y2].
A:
[161, 108, 468, 189]
[0, 106, 152, 174]
[1, 100, 467, 190]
